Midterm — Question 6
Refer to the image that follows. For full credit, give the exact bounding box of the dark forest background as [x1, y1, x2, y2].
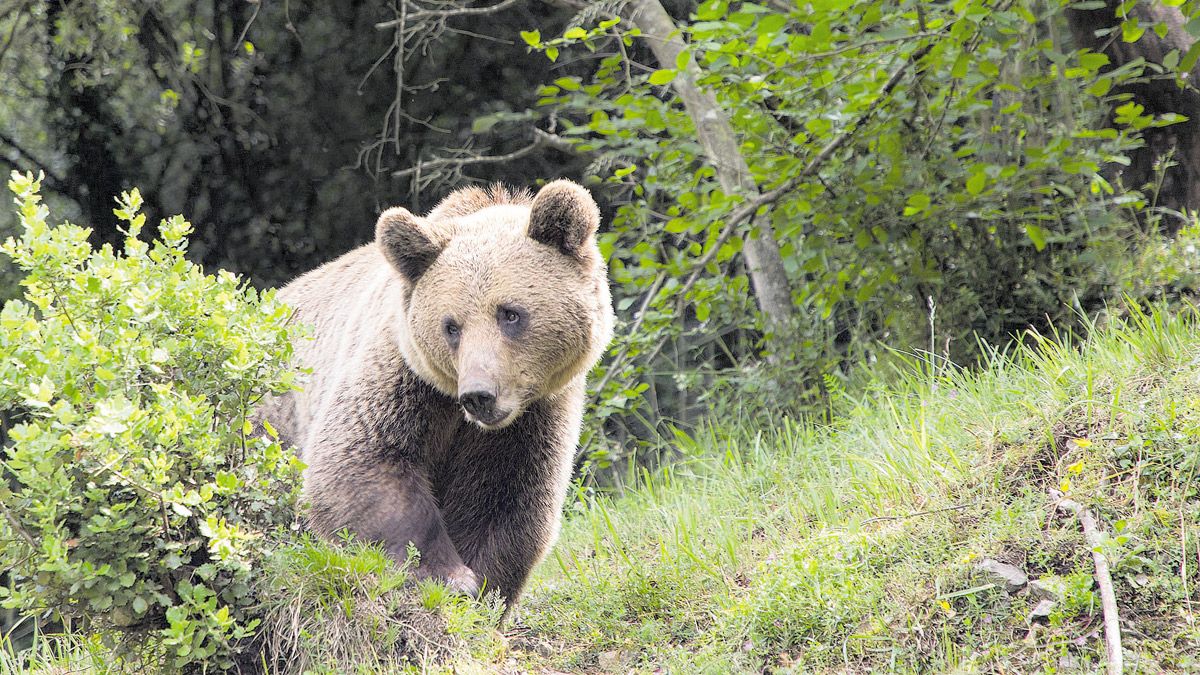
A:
[0, 1, 600, 287]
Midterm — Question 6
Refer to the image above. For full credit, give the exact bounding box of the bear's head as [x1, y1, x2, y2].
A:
[376, 180, 614, 430]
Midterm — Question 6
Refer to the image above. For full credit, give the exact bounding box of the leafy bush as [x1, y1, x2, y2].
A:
[0, 172, 303, 669]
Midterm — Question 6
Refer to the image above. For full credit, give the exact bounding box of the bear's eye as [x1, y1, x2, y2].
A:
[443, 319, 461, 342]
[497, 306, 526, 338]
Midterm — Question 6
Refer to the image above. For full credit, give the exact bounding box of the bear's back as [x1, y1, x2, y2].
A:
[274, 244, 405, 450]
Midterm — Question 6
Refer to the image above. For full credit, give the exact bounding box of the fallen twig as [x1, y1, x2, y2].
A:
[860, 502, 973, 525]
[1051, 489, 1123, 675]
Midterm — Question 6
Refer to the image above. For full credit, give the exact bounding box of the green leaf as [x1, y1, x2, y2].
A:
[1086, 77, 1113, 97]
[1025, 224, 1048, 251]
[951, 53, 969, 79]
[520, 30, 540, 46]
[215, 471, 240, 491]
[1185, 16, 1200, 38]
[563, 27, 588, 40]
[648, 69, 677, 85]
[472, 115, 500, 134]
[1181, 42, 1200, 71]
[903, 192, 931, 216]
[755, 14, 787, 37]
[545, 46, 559, 62]
[696, 0, 728, 21]
[1078, 52, 1109, 70]
[554, 76, 581, 91]
[1121, 18, 1145, 43]
[665, 218, 690, 234]
[1163, 48, 1180, 71]
[966, 170, 986, 195]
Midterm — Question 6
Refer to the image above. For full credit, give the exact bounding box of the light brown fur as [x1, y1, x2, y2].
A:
[258, 180, 613, 609]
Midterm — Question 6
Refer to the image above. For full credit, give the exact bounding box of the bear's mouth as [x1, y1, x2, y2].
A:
[462, 405, 517, 430]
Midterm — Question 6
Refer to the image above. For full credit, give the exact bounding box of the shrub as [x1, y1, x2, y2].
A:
[0, 172, 303, 670]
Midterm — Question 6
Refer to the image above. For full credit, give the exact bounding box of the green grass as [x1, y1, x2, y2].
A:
[9, 303, 1200, 672]
[505, 303, 1200, 672]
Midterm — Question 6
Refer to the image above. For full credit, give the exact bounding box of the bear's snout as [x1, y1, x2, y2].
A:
[459, 389, 498, 422]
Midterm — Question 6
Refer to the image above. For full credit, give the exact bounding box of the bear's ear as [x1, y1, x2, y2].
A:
[376, 207, 443, 282]
[527, 180, 600, 258]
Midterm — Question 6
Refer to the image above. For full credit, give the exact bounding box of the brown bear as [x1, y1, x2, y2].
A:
[258, 180, 613, 610]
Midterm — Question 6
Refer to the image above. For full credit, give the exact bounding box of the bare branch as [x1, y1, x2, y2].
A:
[283, 0, 304, 46]
[234, 0, 262, 54]
[367, 0, 524, 174]
[391, 129, 573, 179]
[375, 0, 522, 30]
[1052, 490, 1124, 675]
[589, 271, 666, 398]
[539, 0, 589, 11]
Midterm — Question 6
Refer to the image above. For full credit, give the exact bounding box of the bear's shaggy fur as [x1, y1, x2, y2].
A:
[259, 180, 613, 608]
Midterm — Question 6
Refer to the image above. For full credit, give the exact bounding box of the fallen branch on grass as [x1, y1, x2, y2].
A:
[1051, 489, 1123, 675]
[860, 503, 973, 525]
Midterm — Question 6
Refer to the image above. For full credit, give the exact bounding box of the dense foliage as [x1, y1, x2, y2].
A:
[0, 172, 302, 669]
[524, 0, 1200, 472]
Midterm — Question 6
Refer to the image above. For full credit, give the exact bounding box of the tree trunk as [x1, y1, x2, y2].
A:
[625, 0, 795, 339]
[44, 1, 127, 251]
[1067, 1, 1200, 223]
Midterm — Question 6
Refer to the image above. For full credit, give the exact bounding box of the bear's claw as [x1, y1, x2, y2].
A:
[445, 565, 482, 597]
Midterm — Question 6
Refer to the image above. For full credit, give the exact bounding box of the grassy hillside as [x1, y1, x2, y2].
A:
[8, 304, 1200, 672]
[510, 304, 1200, 673]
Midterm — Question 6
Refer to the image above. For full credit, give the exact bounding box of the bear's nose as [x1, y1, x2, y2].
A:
[459, 390, 497, 420]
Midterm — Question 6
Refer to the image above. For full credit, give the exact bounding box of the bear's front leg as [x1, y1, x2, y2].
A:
[304, 446, 480, 595]
[437, 399, 576, 609]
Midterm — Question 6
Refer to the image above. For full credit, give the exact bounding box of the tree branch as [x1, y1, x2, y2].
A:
[669, 42, 932, 311]
[589, 270, 666, 398]
[391, 128, 573, 179]
[375, 0, 522, 30]
[539, 0, 590, 11]
[1052, 490, 1124, 675]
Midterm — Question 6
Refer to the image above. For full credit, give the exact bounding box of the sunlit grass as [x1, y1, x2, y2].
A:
[515, 302, 1200, 672]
